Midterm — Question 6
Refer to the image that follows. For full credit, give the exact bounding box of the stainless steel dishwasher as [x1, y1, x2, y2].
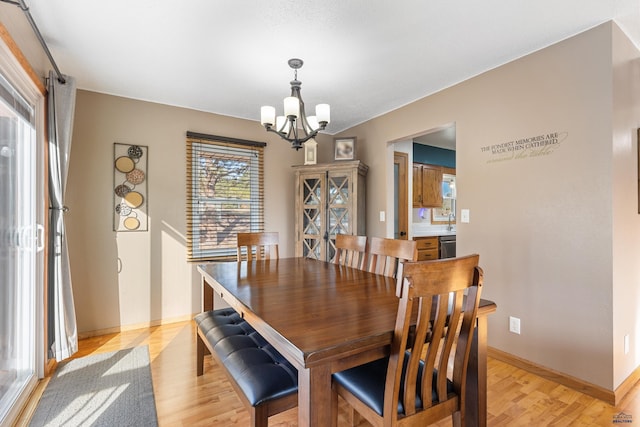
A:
[439, 235, 456, 259]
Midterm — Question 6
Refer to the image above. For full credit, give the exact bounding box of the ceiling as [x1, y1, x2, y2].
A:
[10, 1, 640, 135]
[414, 126, 457, 150]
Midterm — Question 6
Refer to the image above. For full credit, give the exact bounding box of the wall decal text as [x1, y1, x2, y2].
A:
[480, 131, 568, 163]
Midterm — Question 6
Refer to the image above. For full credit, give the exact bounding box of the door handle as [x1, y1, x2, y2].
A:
[36, 224, 44, 252]
[399, 231, 407, 236]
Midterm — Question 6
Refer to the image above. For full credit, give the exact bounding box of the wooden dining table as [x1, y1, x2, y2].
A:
[198, 258, 496, 427]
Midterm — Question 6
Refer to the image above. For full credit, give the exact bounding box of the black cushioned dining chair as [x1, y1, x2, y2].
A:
[338, 236, 418, 425]
[332, 234, 368, 270]
[332, 254, 483, 427]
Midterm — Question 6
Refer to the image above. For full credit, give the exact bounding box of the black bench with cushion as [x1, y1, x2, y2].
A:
[195, 308, 298, 427]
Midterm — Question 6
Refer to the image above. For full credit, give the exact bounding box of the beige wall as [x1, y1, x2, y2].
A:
[0, 5, 49, 79]
[338, 22, 640, 391]
[67, 91, 332, 333]
[612, 24, 640, 387]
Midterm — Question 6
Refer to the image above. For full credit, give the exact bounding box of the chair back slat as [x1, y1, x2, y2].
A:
[383, 254, 483, 425]
[366, 237, 418, 296]
[333, 234, 367, 270]
[237, 232, 279, 261]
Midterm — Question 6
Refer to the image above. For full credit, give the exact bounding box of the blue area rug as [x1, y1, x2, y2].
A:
[29, 346, 158, 427]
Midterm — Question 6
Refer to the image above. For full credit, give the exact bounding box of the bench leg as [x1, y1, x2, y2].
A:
[249, 405, 269, 427]
[197, 332, 207, 376]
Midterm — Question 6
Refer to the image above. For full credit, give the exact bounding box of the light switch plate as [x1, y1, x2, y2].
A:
[509, 316, 521, 334]
[625, 334, 630, 354]
[461, 209, 470, 223]
[379, 211, 385, 222]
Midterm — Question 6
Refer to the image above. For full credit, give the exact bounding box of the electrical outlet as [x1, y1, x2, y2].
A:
[625, 334, 630, 354]
[509, 316, 521, 334]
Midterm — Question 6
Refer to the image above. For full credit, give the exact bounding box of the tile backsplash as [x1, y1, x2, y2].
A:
[412, 208, 455, 235]
[413, 207, 432, 224]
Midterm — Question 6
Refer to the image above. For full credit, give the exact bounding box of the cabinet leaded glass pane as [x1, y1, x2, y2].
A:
[327, 239, 336, 262]
[329, 208, 349, 235]
[303, 207, 321, 235]
[303, 178, 321, 205]
[303, 238, 321, 259]
[302, 177, 323, 259]
[328, 176, 348, 205]
[328, 175, 350, 240]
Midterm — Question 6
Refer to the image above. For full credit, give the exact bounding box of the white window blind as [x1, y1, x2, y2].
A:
[186, 132, 265, 261]
[0, 72, 34, 125]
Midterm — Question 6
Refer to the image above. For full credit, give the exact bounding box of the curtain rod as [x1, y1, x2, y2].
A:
[1, 0, 66, 83]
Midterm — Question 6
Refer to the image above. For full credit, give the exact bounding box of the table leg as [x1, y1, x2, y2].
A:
[298, 364, 333, 427]
[202, 277, 213, 311]
[465, 315, 488, 427]
[198, 277, 213, 373]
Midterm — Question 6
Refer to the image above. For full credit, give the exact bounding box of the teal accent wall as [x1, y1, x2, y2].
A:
[413, 144, 455, 168]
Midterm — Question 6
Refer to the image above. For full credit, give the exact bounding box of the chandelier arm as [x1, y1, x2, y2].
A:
[264, 126, 286, 139]
[263, 125, 320, 149]
[290, 117, 299, 141]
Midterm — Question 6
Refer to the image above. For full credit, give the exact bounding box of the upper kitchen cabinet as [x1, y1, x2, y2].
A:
[413, 163, 442, 207]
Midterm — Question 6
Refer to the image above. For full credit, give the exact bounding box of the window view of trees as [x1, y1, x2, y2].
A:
[196, 154, 252, 248]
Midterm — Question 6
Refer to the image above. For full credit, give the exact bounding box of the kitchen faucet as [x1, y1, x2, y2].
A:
[448, 212, 455, 231]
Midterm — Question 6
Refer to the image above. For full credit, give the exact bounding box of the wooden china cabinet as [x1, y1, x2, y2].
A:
[293, 160, 368, 262]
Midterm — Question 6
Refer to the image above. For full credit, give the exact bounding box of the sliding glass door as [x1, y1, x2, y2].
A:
[0, 65, 44, 424]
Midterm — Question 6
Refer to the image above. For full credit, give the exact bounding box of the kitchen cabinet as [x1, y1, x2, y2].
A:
[293, 160, 368, 262]
[414, 236, 439, 260]
[413, 163, 442, 208]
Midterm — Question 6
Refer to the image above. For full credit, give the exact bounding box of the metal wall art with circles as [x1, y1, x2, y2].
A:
[113, 143, 148, 231]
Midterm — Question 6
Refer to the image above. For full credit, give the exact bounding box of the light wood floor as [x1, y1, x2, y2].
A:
[30, 321, 640, 426]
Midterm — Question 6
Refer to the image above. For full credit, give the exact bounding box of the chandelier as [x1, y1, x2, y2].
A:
[260, 58, 330, 150]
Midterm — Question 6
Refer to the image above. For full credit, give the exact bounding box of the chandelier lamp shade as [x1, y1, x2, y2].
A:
[260, 58, 330, 150]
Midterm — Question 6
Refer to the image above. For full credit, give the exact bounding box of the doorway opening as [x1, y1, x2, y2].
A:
[392, 123, 456, 240]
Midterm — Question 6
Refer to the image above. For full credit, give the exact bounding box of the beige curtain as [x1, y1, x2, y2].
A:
[47, 71, 77, 361]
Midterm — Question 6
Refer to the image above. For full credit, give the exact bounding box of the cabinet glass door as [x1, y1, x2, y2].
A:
[327, 172, 351, 261]
[301, 175, 325, 259]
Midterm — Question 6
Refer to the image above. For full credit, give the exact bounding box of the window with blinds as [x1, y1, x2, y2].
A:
[186, 132, 266, 261]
